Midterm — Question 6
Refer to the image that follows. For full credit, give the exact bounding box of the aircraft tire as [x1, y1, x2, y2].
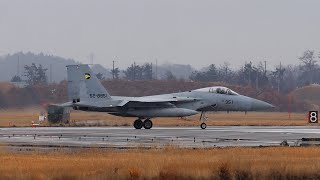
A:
[133, 119, 143, 129]
[200, 122, 207, 129]
[143, 119, 153, 129]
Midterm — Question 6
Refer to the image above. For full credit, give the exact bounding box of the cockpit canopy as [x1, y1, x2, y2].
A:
[195, 86, 239, 95]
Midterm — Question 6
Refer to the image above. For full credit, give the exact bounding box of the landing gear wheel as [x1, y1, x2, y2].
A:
[143, 119, 153, 129]
[133, 119, 143, 129]
[200, 122, 207, 129]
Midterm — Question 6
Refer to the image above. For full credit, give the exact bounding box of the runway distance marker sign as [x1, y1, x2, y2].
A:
[308, 111, 318, 123]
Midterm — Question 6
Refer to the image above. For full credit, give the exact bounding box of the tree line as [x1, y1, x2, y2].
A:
[10, 50, 320, 95]
[190, 50, 320, 93]
[108, 49, 320, 94]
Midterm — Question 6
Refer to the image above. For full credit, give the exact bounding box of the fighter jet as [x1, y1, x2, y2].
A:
[62, 64, 274, 129]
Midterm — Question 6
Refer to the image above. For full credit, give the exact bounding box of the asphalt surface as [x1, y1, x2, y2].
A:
[0, 126, 320, 148]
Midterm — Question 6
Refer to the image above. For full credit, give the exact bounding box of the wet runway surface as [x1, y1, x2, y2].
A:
[0, 126, 320, 148]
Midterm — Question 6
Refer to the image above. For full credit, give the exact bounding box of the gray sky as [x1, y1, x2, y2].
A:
[1, 0, 320, 69]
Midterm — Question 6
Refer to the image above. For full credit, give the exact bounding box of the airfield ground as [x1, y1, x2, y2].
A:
[0, 147, 320, 179]
[1, 109, 319, 179]
[0, 108, 311, 127]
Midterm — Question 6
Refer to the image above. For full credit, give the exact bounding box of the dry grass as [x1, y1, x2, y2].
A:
[0, 147, 320, 179]
[0, 107, 312, 127]
[0, 107, 43, 127]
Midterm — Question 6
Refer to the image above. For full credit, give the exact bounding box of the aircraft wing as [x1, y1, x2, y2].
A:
[54, 100, 122, 108]
[131, 97, 200, 103]
[54, 97, 201, 108]
[117, 97, 201, 107]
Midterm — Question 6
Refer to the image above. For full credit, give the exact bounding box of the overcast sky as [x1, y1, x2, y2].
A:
[1, 0, 320, 69]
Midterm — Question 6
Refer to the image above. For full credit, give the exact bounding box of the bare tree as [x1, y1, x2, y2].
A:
[299, 50, 317, 84]
[219, 61, 231, 82]
[165, 70, 176, 80]
[111, 68, 120, 79]
[95, 73, 105, 80]
[24, 63, 48, 86]
[271, 63, 285, 93]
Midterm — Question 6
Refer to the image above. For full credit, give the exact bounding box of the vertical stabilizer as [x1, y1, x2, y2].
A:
[66, 64, 111, 103]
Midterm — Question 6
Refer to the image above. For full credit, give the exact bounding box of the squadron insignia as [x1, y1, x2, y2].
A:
[85, 73, 91, 79]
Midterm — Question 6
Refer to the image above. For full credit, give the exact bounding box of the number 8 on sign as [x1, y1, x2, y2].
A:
[309, 111, 318, 123]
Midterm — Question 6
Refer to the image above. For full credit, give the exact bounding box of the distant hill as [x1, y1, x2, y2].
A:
[0, 52, 78, 82]
[0, 52, 114, 82]
[156, 63, 195, 80]
[0, 52, 197, 82]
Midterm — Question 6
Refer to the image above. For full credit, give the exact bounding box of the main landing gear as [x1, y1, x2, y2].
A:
[200, 111, 208, 129]
[133, 118, 153, 129]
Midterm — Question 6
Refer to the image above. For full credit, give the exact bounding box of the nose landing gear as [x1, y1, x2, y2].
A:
[200, 122, 207, 129]
[200, 111, 208, 129]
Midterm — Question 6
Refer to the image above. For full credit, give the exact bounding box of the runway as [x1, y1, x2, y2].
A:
[0, 126, 320, 149]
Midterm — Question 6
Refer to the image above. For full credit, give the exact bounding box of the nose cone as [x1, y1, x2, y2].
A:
[251, 99, 275, 111]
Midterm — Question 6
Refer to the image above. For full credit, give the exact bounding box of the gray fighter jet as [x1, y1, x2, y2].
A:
[62, 64, 274, 129]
